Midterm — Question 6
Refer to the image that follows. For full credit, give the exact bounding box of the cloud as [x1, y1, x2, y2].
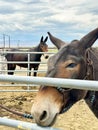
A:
[0, 0, 98, 46]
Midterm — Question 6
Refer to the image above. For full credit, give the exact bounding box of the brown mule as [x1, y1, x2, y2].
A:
[31, 28, 98, 126]
[5, 36, 48, 76]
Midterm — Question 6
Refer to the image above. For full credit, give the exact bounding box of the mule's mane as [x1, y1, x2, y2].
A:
[71, 39, 79, 43]
[88, 48, 98, 80]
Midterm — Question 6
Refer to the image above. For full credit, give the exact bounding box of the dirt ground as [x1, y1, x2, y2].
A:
[0, 90, 98, 130]
[0, 56, 98, 130]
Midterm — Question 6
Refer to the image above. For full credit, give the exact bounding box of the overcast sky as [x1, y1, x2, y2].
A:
[0, 0, 98, 47]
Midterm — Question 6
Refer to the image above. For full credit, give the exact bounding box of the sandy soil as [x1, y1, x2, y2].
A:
[0, 91, 98, 130]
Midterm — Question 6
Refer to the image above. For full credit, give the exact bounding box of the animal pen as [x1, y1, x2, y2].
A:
[0, 75, 98, 130]
[0, 48, 55, 91]
[0, 48, 60, 130]
[0, 49, 98, 130]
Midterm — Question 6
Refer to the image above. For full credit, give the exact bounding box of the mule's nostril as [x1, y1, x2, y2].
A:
[40, 111, 47, 121]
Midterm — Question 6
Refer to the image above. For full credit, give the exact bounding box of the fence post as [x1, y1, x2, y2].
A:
[27, 53, 30, 90]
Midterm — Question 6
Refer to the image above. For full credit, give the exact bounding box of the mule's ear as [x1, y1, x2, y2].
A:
[40, 36, 44, 42]
[44, 36, 48, 43]
[79, 28, 98, 50]
[47, 32, 67, 49]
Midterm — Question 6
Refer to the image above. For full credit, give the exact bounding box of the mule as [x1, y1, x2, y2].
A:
[31, 28, 98, 126]
[5, 36, 48, 76]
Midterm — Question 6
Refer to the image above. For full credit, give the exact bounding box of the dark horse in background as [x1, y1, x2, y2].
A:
[5, 36, 48, 76]
[31, 28, 98, 126]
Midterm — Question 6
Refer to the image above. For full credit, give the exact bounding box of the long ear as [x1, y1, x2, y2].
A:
[79, 28, 98, 50]
[40, 36, 43, 42]
[44, 36, 48, 43]
[47, 32, 67, 49]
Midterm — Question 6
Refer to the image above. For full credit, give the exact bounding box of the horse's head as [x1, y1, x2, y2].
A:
[31, 28, 98, 126]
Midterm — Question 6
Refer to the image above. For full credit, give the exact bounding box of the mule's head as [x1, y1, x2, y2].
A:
[39, 36, 49, 59]
[39, 36, 48, 52]
[31, 28, 98, 126]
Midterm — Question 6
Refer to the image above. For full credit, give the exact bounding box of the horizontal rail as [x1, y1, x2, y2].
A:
[0, 84, 39, 87]
[0, 83, 39, 92]
[0, 51, 55, 54]
[0, 47, 56, 49]
[0, 75, 98, 91]
[0, 61, 47, 64]
[0, 70, 46, 73]
[0, 117, 59, 130]
[0, 90, 38, 92]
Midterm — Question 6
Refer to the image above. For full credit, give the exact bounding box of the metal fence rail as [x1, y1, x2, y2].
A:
[0, 117, 59, 130]
[0, 74, 98, 91]
[0, 75, 98, 129]
[0, 49, 55, 89]
[0, 51, 54, 74]
[0, 51, 55, 54]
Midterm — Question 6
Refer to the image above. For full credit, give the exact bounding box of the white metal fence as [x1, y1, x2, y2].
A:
[0, 50, 55, 74]
[0, 48, 56, 91]
[0, 75, 98, 91]
[0, 117, 59, 130]
[0, 74, 98, 129]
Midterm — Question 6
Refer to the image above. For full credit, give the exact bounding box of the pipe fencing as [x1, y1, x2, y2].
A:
[0, 74, 98, 91]
[0, 74, 98, 129]
[0, 48, 56, 91]
[0, 117, 59, 130]
[0, 50, 55, 74]
[0, 75, 61, 130]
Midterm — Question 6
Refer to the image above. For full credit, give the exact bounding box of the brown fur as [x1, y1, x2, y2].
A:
[5, 36, 48, 76]
[31, 28, 98, 127]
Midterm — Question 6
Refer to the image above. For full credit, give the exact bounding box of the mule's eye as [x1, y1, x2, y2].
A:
[66, 63, 77, 68]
